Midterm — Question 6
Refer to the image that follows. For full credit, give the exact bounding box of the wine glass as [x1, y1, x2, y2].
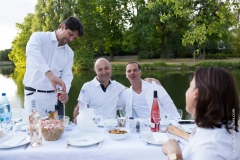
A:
[11, 110, 22, 135]
[152, 111, 161, 132]
[177, 109, 183, 119]
[177, 109, 183, 128]
[92, 110, 103, 132]
[119, 108, 127, 118]
[3, 121, 13, 136]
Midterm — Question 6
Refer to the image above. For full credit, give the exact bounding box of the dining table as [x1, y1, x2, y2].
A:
[0, 121, 187, 160]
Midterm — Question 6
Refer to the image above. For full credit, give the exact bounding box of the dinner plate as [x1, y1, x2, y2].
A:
[0, 135, 30, 149]
[67, 133, 103, 147]
[141, 132, 169, 145]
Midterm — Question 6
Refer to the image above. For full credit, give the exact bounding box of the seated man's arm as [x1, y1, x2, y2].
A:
[144, 78, 161, 85]
[73, 105, 79, 124]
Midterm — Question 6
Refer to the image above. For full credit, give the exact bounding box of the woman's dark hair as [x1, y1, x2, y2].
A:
[194, 67, 239, 133]
[59, 16, 84, 37]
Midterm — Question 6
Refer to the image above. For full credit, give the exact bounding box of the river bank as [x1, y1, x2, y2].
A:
[0, 61, 13, 66]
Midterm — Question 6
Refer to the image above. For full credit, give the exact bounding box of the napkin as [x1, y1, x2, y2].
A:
[0, 135, 26, 147]
[68, 136, 96, 145]
[152, 133, 169, 144]
[180, 124, 196, 134]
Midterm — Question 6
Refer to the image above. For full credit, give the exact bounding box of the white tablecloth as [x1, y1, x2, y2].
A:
[0, 121, 188, 160]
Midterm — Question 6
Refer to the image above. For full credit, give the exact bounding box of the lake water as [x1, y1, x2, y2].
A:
[0, 66, 239, 121]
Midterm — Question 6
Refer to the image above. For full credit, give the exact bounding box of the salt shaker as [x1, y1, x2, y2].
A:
[136, 121, 140, 133]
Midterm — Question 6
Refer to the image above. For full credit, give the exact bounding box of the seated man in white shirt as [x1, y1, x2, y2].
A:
[73, 58, 160, 123]
[118, 62, 180, 119]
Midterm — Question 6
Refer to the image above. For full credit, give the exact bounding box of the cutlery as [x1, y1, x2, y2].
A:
[24, 142, 30, 150]
[98, 142, 101, 148]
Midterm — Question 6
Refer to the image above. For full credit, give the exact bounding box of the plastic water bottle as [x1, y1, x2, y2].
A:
[129, 117, 134, 132]
[0, 93, 11, 122]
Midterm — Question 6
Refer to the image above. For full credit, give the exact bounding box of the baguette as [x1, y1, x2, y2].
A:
[166, 126, 190, 141]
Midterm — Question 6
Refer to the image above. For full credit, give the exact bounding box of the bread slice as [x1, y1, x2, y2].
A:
[166, 126, 190, 141]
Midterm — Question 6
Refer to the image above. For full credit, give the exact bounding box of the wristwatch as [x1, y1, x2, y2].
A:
[168, 153, 183, 160]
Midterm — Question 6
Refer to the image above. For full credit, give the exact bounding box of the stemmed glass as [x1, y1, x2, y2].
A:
[177, 109, 183, 119]
[152, 111, 161, 132]
[92, 110, 103, 132]
[11, 110, 22, 135]
[119, 108, 127, 118]
[177, 109, 183, 128]
[3, 121, 13, 136]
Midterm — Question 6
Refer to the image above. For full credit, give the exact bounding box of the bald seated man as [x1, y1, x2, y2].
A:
[73, 58, 160, 123]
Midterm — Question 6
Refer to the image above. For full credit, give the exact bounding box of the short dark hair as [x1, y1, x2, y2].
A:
[194, 67, 239, 133]
[59, 16, 84, 37]
[126, 62, 141, 70]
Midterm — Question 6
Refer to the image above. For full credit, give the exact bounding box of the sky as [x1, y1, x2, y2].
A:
[0, 0, 37, 50]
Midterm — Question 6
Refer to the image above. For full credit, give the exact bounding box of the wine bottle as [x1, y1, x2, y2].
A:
[150, 91, 161, 132]
[29, 99, 42, 147]
[55, 87, 64, 118]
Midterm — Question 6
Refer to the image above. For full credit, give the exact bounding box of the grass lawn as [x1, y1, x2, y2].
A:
[99, 55, 240, 66]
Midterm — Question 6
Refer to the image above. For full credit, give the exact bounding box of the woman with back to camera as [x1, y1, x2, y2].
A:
[162, 67, 240, 160]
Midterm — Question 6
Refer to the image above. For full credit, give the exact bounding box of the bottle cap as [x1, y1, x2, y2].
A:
[154, 91, 157, 98]
[129, 117, 134, 120]
[2, 93, 6, 96]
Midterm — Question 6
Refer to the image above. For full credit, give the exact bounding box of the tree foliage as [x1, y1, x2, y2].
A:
[6, 0, 240, 69]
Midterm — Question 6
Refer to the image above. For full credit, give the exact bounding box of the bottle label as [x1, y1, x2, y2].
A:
[0, 108, 4, 114]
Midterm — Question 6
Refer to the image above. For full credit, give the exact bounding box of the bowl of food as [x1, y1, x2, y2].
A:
[41, 118, 66, 141]
[107, 128, 129, 140]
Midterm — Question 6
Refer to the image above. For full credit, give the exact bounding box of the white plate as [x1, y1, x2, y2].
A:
[67, 133, 103, 147]
[0, 135, 30, 149]
[141, 132, 169, 145]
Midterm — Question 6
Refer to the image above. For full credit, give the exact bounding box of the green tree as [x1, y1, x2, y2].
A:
[0, 49, 12, 61]
[9, 14, 34, 67]
[166, 1, 236, 58]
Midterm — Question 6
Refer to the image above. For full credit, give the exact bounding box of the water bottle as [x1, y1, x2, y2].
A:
[129, 117, 134, 132]
[0, 93, 11, 122]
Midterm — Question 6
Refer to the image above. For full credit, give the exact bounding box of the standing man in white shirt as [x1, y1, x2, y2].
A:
[118, 62, 179, 119]
[23, 16, 84, 117]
